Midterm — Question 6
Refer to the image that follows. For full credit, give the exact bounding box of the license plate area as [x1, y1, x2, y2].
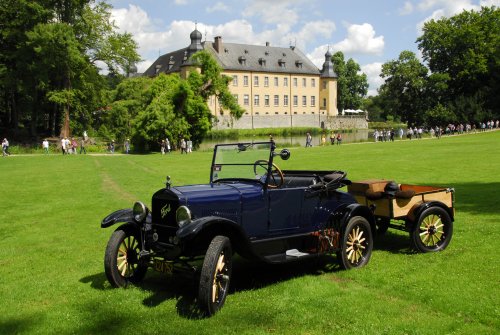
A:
[153, 259, 173, 274]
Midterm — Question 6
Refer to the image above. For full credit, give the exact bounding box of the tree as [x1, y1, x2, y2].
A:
[378, 51, 429, 125]
[128, 51, 243, 151]
[331, 51, 368, 113]
[417, 6, 500, 120]
[0, 0, 140, 138]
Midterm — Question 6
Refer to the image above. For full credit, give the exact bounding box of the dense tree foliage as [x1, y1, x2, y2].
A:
[374, 6, 499, 125]
[104, 51, 242, 151]
[0, 0, 139, 138]
[331, 51, 368, 113]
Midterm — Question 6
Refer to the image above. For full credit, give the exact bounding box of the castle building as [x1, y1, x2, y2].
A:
[144, 29, 338, 128]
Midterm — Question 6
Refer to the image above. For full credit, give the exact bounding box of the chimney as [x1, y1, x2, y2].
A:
[266, 41, 270, 46]
[214, 36, 223, 53]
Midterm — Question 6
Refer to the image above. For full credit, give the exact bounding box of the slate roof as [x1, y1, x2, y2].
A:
[203, 42, 320, 75]
[144, 30, 334, 78]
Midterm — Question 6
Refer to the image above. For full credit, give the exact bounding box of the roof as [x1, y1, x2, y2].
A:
[203, 41, 320, 75]
[144, 34, 324, 77]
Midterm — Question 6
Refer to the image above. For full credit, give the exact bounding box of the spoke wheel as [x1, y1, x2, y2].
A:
[411, 207, 453, 252]
[199, 236, 232, 316]
[338, 216, 373, 270]
[104, 228, 148, 287]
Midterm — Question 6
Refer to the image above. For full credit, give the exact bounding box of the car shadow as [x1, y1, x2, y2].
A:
[81, 232, 416, 320]
[80, 255, 341, 320]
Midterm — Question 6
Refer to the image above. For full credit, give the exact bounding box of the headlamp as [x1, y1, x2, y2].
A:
[176, 206, 192, 227]
[133, 201, 148, 223]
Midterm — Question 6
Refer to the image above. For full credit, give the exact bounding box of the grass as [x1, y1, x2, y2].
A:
[0, 131, 499, 334]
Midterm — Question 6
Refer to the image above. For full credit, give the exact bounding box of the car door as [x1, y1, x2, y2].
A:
[267, 187, 305, 232]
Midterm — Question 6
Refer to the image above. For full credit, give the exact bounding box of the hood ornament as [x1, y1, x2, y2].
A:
[166, 175, 171, 189]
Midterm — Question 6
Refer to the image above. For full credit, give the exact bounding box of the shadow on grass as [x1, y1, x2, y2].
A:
[80, 256, 342, 320]
[450, 182, 500, 216]
[0, 314, 44, 334]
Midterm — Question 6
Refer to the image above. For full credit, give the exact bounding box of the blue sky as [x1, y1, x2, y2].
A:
[108, 0, 499, 95]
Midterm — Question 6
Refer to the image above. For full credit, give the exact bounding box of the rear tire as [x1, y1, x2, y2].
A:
[198, 236, 232, 316]
[104, 228, 148, 287]
[411, 207, 453, 252]
[338, 216, 373, 269]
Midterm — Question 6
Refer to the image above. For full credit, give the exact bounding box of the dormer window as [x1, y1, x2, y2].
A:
[282, 52, 286, 57]
[295, 60, 303, 68]
[244, 49, 249, 54]
[265, 51, 269, 56]
[238, 55, 247, 65]
[259, 58, 266, 66]
[224, 48, 229, 53]
[278, 59, 286, 68]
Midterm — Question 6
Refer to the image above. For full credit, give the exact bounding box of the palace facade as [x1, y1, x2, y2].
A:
[144, 29, 339, 127]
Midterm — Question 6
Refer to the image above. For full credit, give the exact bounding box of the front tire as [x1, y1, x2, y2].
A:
[104, 228, 148, 287]
[198, 236, 232, 316]
[411, 206, 453, 252]
[338, 216, 373, 269]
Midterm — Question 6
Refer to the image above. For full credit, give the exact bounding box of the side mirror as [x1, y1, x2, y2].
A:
[279, 149, 290, 160]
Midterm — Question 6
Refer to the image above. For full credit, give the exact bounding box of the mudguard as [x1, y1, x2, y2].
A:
[176, 216, 253, 257]
[101, 208, 151, 228]
[407, 201, 454, 223]
[340, 203, 376, 234]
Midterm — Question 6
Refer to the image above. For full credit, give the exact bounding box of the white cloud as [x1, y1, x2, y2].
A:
[399, 1, 414, 15]
[361, 62, 384, 96]
[174, 0, 188, 5]
[206, 2, 230, 13]
[415, 0, 499, 31]
[333, 23, 384, 55]
[242, 0, 301, 27]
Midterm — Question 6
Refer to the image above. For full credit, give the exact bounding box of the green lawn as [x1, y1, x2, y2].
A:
[1, 131, 499, 334]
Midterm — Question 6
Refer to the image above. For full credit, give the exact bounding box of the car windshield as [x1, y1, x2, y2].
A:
[211, 142, 273, 182]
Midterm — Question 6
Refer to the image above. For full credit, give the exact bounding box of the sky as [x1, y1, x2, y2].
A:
[108, 0, 499, 96]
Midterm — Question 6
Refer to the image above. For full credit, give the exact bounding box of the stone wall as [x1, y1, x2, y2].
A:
[213, 114, 368, 130]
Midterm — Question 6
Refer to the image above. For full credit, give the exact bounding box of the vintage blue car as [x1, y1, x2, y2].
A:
[101, 141, 377, 315]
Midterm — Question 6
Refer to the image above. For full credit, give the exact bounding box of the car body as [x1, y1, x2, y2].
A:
[105, 141, 449, 315]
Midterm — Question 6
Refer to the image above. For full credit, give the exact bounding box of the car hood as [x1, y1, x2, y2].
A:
[172, 182, 263, 224]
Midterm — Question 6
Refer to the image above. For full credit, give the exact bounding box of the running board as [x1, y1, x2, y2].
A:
[263, 249, 313, 263]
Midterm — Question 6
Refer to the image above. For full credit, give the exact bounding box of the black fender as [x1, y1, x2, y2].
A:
[101, 208, 151, 229]
[176, 216, 252, 257]
[407, 201, 454, 224]
[340, 203, 376, 236]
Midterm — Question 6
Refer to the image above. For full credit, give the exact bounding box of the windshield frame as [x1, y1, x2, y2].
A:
[209, 141, 276, 185]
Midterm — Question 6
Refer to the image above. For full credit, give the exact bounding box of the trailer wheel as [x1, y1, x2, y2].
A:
[411, 206, 453, 252]
[338, 216, 373, 269]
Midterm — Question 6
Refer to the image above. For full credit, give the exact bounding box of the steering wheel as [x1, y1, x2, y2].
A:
[253, 160, 284, 188]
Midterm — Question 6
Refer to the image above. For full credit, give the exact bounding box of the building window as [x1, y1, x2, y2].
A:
[244, 94, 249, 106]
[323, 81, 327, 89]
[284, 95, 289, 106]
[243, 76, 249, 86]
[264, 76, 269, 87]
[311, 78, 316, 87]
[323, 98, 327, 107]
[293, 78, 298, 87]
[284, 77, 288, 87]
[264, 95, 270, 106]
[274, 77, 279, 86]
[274, 95, 279, 106]
[302, 78, 306, 87]
[254, 76, 259, 86]
[302, 95, 307, 106]
[293, 95, 298, 106]
[254, 94, 260, 106]
[232, 75, 238, 86]
[311, 96, 315, 107]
